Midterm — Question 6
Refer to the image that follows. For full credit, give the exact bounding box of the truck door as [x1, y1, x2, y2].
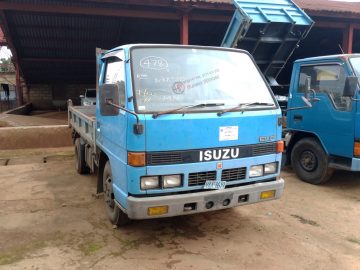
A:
[288, 62, 354, 158]
[96, 50, 128, 193]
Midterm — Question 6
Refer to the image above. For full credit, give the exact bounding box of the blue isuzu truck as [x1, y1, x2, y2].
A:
[68, 44, 285, 225]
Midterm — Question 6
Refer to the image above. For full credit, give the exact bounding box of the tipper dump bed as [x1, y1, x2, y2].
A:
[221, 0, 313, 85]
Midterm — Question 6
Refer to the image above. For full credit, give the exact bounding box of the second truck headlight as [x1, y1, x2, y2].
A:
[163, 175, 182, 188]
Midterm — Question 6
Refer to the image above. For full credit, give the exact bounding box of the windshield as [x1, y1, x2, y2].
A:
[131, 47, 276, 113]
[350, 57, 360, 77]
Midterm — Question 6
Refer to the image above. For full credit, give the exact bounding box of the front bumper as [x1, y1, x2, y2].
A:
[125, 178, 284, 219]
[351, 157, 360, 170]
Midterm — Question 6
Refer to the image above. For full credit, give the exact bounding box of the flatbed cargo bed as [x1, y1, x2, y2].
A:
[68, 105, 96, 147]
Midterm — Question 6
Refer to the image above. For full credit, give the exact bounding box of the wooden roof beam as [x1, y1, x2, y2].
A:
[0, 2, 179, 20]
[0, 2, 231, 22]
[21, 58, 94, 63]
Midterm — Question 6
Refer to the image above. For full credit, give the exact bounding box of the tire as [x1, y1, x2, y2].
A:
[291, 137, 334, 185]
[103, 161, 131, 226]
[74, 138, 89, 174]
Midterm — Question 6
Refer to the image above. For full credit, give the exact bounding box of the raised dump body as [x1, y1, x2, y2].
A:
[222, 0, 313, 85]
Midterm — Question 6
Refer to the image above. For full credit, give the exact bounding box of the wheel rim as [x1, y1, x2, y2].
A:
[300, 150, 317, 172]
[104, 176, 115, 209]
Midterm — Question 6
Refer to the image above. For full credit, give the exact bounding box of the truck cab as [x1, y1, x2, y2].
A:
[286, 54, 360, 184]
[69, 44, 285, 226]
[94, 44, 284, 224]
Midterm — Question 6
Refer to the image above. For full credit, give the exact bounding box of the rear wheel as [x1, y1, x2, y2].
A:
[291, 137, 334, 184]
[74, 138, 89, 174]
[103, 161, 131, 226]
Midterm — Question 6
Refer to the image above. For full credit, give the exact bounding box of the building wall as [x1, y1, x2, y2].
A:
[29, 84, 95, 110]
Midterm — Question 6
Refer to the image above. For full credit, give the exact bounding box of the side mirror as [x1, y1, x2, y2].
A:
[343, 76, 358, 97]
[100, 83, 123, 116]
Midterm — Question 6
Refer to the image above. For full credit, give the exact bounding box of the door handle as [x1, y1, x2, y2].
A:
[294, 115, 303, 122]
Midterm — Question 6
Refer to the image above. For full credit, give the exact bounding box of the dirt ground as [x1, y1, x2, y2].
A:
[0, 148, 359, 270]
[0, 111, 67, 127]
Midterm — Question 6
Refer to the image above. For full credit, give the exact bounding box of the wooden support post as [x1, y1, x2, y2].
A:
[342, 24, 354, 54]
[15, 62, 23, 106]
[180, 13, 189, 45]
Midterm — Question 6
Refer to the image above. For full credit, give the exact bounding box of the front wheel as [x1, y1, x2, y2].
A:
[103, 161, 131, 226]
[291, 138, 334, 185]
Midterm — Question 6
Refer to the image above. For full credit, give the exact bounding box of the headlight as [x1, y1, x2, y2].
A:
[163, 175, 182, 188]
[249, 165, 264, 178]
[264, 162, 277, 174]
[140, 176, 160, 190]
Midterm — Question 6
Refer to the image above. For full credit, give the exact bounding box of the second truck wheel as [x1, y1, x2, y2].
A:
[291, 138, 334, 185]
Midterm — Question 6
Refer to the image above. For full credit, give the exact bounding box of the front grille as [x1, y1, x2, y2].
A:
[146, 142, 276, 166]
[147, 152, 182, 165]
[188, 171, 216, 186]
[252, 143, 276, 156]
[221, 167, 246, 182]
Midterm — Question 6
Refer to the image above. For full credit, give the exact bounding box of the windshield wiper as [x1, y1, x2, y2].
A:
[217, 102, 275, 116]
[152, 103, 225, 119]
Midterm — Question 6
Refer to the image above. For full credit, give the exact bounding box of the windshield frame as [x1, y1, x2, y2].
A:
[129, 45, 279, 114]
[348, 55, 360, 78]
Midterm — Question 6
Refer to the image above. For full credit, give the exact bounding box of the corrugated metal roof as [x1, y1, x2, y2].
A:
[178, 0, 360, 15]
[2, 0, 360, 84]
[295, 0, 360, 15]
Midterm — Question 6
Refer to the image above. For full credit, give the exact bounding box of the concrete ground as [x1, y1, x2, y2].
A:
[0, 148, 359, 270]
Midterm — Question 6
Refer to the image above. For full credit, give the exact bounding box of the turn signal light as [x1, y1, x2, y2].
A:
[148, 206, 168, 216]
[128, 152, 146, 167]
[354, 142, 360, 157]
[260, 190, 276, 200]
[276, 140, 284, 153]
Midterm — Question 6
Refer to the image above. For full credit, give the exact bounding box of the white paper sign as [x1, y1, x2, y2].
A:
[219, 126, 238, 141]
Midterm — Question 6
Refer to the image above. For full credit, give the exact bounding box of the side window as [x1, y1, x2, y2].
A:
[298, 64, 351, 111]
[104, 57, 125, 84]
[101, 56, 126, 109]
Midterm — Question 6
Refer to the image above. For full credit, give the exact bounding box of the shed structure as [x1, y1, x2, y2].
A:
[0, 0, 360, 109]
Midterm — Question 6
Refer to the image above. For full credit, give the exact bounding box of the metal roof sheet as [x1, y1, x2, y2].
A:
[295, 0, 360, 15]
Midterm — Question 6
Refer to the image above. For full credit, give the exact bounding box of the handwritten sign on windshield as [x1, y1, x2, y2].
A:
[140, 56, 168, 70]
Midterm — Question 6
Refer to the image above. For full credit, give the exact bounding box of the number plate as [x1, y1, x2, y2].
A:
[204, 180, 226, 190]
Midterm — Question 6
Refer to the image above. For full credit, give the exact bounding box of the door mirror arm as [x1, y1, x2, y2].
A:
[106, 100, 144, 135]
[308, 89, 319, 101]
